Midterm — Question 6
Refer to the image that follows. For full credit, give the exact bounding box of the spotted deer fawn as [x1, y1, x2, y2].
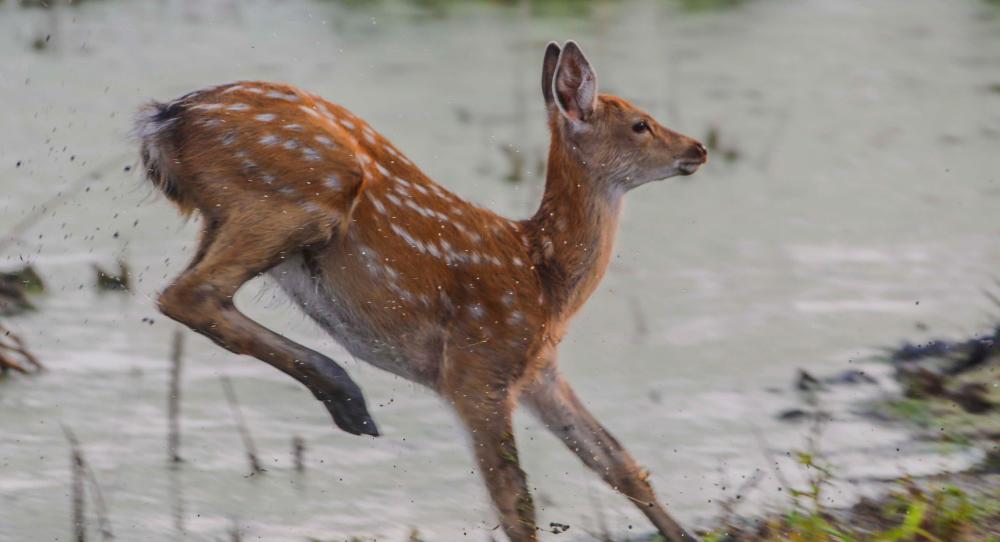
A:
[135, 41, 706, 541]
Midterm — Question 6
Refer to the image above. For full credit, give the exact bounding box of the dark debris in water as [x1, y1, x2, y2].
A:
[793, 368, 877, 393]
[0, 265, 45, 316]
[887, 325, 999, 375]
[884, 288, 1000, 415]
[93, 259, 131, 292]
[886, 281, 999, 374]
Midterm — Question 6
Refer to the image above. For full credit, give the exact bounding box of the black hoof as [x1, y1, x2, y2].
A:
[306, 361, 379, 437]
[325, 394, 379, 437]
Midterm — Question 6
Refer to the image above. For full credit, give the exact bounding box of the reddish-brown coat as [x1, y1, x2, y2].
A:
[159, 81, 577, 387]
[137, 40, 706, 542]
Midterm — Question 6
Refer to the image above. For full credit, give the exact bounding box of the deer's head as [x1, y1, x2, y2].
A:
[542, 41, 707, 192]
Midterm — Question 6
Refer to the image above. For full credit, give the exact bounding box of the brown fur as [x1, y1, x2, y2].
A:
[135, 41, 706, 542]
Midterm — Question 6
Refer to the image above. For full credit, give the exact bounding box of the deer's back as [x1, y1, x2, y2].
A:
[158, 81, 551, 386]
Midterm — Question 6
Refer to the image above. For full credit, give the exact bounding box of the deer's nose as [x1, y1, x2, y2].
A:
[689, 141, 709, 163]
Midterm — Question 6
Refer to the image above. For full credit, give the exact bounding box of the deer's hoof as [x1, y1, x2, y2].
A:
[325, 394, 380, 437]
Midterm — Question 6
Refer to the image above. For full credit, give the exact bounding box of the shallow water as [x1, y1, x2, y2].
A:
[1, 0, 999, 540]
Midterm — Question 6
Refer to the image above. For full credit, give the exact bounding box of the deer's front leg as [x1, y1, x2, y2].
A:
[523, 367, 698, 542]
[443, 355, 537, 541]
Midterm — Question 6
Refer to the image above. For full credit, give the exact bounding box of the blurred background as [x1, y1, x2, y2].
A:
[1, 0, 999, 540]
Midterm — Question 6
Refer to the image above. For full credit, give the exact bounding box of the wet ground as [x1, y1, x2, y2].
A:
[1, 0, 1000, 540]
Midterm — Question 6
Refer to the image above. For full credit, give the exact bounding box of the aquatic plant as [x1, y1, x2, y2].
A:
[0, 323, 43, 375]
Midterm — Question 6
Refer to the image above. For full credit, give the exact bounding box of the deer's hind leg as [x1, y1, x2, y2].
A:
[158, 200, 377, 437]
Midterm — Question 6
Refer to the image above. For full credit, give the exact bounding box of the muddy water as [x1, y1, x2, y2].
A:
[1, 0, 999, 540]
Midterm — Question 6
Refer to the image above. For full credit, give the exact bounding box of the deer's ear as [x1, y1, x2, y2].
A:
[553, 41, 598, 124]
[541, 42, 561, 110]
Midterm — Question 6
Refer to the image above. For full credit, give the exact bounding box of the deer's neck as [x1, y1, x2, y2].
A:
[527, 136, 624, 319]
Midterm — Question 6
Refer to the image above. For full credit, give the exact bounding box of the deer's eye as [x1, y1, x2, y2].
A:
[632, 121, 650, 134]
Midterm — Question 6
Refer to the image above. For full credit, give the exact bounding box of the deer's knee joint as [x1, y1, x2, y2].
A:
[158, 282, 223, 327]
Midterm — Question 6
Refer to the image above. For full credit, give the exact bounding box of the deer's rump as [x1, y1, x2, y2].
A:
[133, 81, 367, 220]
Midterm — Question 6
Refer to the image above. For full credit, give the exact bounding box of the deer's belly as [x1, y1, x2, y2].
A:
[268, 255, 431, 382]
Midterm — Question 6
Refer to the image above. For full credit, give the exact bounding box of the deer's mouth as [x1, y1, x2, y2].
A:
[675, 160, 703, 176]
[674, 140, 708, 176]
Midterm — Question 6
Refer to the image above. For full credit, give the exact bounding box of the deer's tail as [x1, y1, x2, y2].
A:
[133, 97, 195, 215]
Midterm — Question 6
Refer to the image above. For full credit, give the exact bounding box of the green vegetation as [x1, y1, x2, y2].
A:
[698, 465, 1000, 541]
[674, 0, 748, 12]
[692, 325, 1000, 542]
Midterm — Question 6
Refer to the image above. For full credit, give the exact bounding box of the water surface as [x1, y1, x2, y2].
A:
[1, 0, 999, 540]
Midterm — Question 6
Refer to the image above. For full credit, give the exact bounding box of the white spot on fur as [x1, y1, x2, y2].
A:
[259, 134, 278, 145]
[429, 184, 447, 199]
[226, 103, 250, 111]
[315, 135, 335, 147]
[324, 175, 341, 190]
[366, 193, 387, 214]
[405, 200, 432, 218]
[299, 105, 320, 118]
[425, 240, 442, 259]
[302, 147, 321, 161]
[267, 90, 299, 101]
[254, 113, 277, 122]
[390, 223, 426, 254]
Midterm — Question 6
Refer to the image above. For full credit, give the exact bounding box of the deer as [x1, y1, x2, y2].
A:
[134, 41, 707, 541]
